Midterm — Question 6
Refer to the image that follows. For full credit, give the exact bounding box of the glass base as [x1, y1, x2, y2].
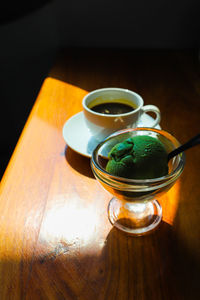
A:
[108, 197, 162, 236]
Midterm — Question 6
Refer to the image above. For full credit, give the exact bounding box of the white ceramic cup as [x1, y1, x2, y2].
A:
[82, 87, 161, 141]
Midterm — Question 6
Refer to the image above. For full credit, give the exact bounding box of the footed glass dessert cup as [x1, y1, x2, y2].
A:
[91, 128, 185, 236]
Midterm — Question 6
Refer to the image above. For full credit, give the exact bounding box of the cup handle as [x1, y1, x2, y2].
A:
[141, 105, 161, 127]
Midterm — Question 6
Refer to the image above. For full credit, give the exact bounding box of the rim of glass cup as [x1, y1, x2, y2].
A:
[91, 127, 185, 187]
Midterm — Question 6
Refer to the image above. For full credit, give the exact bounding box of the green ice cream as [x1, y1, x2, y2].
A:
[106, 135, 168, 179]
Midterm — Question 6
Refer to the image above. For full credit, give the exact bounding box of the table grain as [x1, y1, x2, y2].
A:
[0, 49, 200, 299]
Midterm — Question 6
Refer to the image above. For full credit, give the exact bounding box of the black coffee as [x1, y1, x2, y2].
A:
[90, 102, 135, 115]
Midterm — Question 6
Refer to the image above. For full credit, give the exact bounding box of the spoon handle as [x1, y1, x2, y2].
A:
[168, 133, 200, 161]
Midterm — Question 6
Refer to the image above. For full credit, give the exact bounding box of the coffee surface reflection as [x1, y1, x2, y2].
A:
[90, 100, 136, 115]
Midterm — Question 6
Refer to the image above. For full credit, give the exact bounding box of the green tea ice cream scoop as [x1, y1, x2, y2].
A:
[106, 135, 168, 179]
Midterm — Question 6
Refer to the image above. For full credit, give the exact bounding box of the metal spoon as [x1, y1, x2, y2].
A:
[168, 133, 200, 161]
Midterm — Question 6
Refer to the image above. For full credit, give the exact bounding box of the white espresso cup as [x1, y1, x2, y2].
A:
[82, 87, 161, 141]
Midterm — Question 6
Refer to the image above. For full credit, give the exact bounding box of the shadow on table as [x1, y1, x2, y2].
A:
[100, 221, 200, 299]
[65, 145, 94, 178]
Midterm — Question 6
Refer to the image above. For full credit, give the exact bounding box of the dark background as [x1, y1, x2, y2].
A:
[0, 0, 199, 179]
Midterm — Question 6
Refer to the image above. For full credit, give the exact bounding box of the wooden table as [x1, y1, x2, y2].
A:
[0, 49, 200, 299]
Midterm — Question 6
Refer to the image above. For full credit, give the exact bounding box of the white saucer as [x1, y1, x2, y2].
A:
[63, 111, 161, 158]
